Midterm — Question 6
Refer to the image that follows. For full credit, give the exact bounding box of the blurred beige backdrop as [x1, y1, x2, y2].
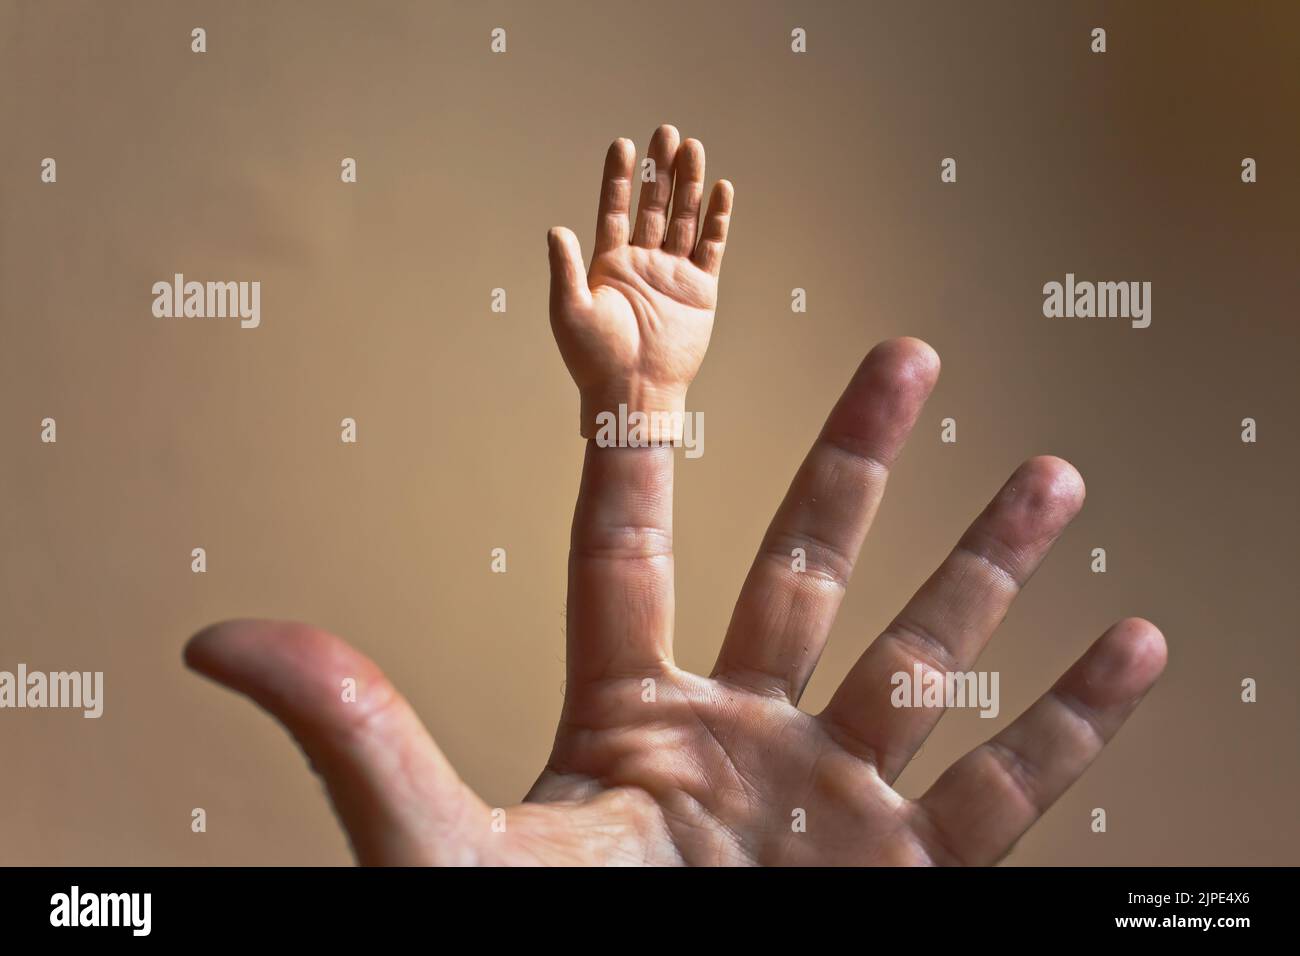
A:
[1, 0, 1296, 865]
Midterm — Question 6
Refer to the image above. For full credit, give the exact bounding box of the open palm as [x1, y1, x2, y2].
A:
[547, 126, 732, 439]
[185, 129, 1164, 865]
[185, 337, 1165, 865]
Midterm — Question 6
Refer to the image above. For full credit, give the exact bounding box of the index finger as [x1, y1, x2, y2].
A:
[594, 138, 635, 255]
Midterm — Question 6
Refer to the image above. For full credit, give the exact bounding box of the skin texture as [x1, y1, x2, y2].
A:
[184, 129, 1167, 866]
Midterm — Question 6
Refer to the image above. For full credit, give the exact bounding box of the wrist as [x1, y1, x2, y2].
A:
[579, 383, 690, 445]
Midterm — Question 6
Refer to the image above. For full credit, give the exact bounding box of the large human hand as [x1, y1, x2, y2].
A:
[184, 339, 1166, 865]
[547, 125, 733, 440]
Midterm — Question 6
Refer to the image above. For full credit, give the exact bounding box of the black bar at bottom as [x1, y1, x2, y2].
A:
[0, 866, 1283, 942]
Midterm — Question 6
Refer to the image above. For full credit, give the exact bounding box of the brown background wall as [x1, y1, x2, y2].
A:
[1, 0, 1296, 864]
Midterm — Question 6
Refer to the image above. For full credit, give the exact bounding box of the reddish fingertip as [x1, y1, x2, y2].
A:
[1108, 617, 1169, 676]
[1010, 455, 1086, 516]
